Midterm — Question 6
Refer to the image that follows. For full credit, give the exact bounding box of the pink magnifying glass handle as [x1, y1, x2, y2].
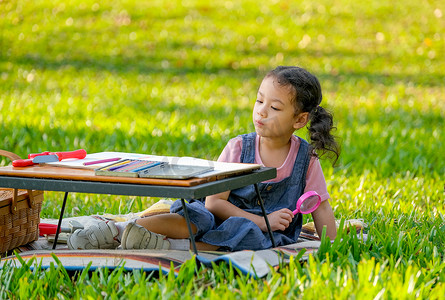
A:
[292, 191, 321, 215]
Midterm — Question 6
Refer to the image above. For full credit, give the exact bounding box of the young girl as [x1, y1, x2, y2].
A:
[68, 66, 340, 252]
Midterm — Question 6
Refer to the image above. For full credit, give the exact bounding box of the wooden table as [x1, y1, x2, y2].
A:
[0, 165, 277, 254]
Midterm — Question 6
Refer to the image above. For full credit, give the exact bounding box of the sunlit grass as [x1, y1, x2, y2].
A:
[1, 0, 444, 298]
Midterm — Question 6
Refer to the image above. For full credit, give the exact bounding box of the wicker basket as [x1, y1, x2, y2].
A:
[0, 150, 44, 254]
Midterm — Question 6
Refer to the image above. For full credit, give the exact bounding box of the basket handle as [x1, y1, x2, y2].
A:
[0, 150, 21, 161]
[0, 150, 36, 212]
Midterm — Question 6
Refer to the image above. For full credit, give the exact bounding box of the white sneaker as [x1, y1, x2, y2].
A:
[67, 221, 120, 250]
[121, 222, 170, 250]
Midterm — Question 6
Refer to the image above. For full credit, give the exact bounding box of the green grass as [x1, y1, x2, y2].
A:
[1, 0, 444, 298]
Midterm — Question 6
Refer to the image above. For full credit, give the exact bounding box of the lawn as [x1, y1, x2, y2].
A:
[1, 0, 444, 298]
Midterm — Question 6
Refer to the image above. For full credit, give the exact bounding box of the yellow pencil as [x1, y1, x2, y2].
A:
[101, 159, 131, 171]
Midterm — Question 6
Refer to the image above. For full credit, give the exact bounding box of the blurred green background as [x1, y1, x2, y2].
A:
[1, 0, 443, 219]
[1, 1, 445, 297]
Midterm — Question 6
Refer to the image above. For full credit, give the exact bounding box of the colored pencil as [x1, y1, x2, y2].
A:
[130, 161, 162, 172]
[104, 159, 132, 171]
[115, 160, 147, 172]
[83, 157, 121, 166]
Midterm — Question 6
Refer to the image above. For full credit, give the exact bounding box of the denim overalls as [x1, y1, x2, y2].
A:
[170, 132, 311, 251]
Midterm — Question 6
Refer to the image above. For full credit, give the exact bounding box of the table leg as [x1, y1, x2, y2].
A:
[180, 198, 198, 255]
[52, 191, 69, 249]
[254, 183, 276, 248]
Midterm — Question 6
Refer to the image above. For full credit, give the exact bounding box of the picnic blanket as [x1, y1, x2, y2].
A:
[0, 200, 366, 278]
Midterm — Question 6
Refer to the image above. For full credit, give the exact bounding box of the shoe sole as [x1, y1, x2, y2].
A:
[121, 222, 169, 250]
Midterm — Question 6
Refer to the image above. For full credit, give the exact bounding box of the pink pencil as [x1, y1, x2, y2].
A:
[83, 157, 121, 166]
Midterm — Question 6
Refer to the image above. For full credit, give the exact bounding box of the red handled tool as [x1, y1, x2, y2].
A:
[28, 151, 51, 159]
[12, 149, 87, 167]
[32, 149, 87, 163]
[11, 151, 51, 167]
[39, 223, 70, 235]
[39, 220, 84, 236]
[11, 158, 36, 167]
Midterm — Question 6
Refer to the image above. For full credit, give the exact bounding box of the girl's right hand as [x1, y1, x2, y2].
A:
[265, 208, 294, 232]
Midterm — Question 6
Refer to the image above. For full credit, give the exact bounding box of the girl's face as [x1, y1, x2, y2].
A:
[253, 76, 307, 139]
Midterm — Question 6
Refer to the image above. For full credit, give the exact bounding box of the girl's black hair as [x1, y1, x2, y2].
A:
[267, 66, 340, 165]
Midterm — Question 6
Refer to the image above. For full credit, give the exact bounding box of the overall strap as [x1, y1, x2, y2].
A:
[239, 132, 256, 164]
[289, 137, 311, 192]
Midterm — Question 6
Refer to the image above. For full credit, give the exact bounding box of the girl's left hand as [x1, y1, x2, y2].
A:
[265, 208, 294, 232]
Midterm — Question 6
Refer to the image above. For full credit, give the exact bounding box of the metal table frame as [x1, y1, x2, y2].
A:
[0, 168, 277, 254]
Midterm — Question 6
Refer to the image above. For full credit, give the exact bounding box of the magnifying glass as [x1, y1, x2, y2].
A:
[292, 191, 321, 215]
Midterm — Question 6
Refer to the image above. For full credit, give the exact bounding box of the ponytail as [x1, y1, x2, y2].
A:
[266, 66, 341, 165]
[307, 105, 340, 165]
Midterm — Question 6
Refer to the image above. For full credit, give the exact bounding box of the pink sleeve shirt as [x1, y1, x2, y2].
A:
[218, 135, 330, 202]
